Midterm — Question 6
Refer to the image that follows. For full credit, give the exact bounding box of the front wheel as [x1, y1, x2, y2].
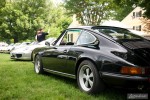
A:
[77, 60, 105, 94]
[34, 55, 44, 74]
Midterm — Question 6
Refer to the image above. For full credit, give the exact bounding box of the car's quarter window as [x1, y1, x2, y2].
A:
[56, 29, 81, 46]
[76, 30, 97, 45]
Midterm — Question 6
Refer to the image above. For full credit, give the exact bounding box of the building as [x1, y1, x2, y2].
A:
[121, 7, 146, 32]
[101, 20, 130, 29]
[121, 7, 150, 39]
[68, 15, 81, 28]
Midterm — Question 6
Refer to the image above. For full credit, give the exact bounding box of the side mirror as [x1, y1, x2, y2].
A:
[45, 41, 50, 46]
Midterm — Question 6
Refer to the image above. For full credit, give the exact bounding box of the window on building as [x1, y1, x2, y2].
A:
[133, 25, 141, 31]
[136, 25, 141, 31]
[132, 12, 135, 18]
[132, 11, 142, 18]
[133, 26, 135, 30]
[136, 11, 142, 17]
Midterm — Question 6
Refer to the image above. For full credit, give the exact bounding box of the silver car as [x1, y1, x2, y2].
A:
[10, 38, 56, 60]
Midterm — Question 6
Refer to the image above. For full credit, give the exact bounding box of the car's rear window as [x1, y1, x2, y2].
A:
[92, 27, 143, 41]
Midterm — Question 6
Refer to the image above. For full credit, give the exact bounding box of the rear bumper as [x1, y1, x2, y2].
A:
[101, 72, 150, 89]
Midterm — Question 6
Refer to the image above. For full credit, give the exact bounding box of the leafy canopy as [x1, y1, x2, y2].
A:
[0, 0, 71, 43]
[64, 0, 116, 25]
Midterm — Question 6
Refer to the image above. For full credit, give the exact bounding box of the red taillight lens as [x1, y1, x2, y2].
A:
[121, 66, 145, 75]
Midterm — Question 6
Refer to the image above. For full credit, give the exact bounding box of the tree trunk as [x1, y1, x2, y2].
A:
[13, 36, 18, 43]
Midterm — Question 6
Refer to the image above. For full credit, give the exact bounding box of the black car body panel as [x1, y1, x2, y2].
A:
[32, 26, 150, 89]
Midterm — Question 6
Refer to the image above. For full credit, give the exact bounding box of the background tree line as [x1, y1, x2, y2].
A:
[0, 0, 150, 43]
[64, 0, 150, 32]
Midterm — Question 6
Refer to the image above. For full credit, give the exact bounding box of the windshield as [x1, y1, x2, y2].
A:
[29, 41, 38, 45]
[92, 27, 143, 41]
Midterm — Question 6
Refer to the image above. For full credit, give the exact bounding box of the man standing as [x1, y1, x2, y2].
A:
[36, 29, 48, 42]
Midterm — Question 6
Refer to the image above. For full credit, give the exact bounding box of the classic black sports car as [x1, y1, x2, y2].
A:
[32, 26, 150, 94]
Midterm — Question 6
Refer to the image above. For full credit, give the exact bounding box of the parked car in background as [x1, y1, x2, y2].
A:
[0, 42, 8, 53]
[0, 45, 7, 53]
[1, 43, 14, 53]
[10, 43, 21, 51]
[32, 26, 150, 94]
[11, 42, 30, 51]
[0, 42, 8, 47]
[10, 38, 56, 60]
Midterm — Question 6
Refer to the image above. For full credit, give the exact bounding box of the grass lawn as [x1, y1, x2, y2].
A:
[0, 53, 127, 100]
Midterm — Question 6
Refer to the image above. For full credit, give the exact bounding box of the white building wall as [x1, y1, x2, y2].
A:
[121, 7, 144, 31]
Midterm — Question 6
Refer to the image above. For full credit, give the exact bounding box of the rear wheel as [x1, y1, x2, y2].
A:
[34, 55, 44, 74]
[77, 60, 105, 94]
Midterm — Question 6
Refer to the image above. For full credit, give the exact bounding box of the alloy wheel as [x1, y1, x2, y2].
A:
[35, 56, 40, 73]
[79, 65, 94, 91]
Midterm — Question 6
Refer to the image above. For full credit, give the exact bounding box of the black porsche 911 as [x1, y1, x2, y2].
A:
[32, 26, 150, 94]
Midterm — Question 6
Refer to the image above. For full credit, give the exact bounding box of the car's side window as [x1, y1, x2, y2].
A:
[76, 30, 97, 45]
[58, 29, 81, 46]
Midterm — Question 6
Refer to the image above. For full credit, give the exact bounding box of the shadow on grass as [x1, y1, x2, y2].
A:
[9, 59, 32, 62]
[41, 72, 139, 100]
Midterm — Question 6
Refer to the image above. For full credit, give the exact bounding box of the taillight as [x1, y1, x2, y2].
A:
[121, 66, 145, 75]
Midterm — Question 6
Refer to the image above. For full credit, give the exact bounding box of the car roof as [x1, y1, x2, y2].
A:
[67, 25, 129, 43]
[67, 25, 128, 30]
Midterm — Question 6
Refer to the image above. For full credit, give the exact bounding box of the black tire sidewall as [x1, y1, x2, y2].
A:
[77, 60, 105, 94]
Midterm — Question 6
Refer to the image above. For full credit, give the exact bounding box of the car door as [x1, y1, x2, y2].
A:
[42, 29, 82, 74]
[66, 30, 100, 74]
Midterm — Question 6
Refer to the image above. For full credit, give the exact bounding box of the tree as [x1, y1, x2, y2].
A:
[141, 18, 150, 33]
[64, 0, 116, 25]
[112, 0, 134, 21]
[113, 0, 150, 18]
[48, 6, 72, 37]
[0, 0, 52, 43]
[0, 0, 6, 9]
[0, 0, 71, 43]
[138, 0, 150, 18]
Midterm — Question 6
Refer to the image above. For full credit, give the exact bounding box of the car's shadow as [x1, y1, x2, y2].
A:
[9, 59, 32, 62]
[41, 72, 149, 100]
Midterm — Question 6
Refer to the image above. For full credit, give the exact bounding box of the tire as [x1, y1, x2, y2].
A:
[34, 55, 44, 74]
[77, 60, 105, 94]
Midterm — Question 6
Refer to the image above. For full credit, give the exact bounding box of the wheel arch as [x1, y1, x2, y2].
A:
[33, 51, 42, 62]
[75, 57, 99, 78]
[31, 51, 34, 61]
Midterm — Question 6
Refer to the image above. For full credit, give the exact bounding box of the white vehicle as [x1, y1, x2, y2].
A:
[10, 38, 56, 60]
[0, 42, 8, 53]
[0, 47, 5, 53]
[0, 42, 8, 47]
[1, 43, 14, 53]
[11, 42, 30, 51]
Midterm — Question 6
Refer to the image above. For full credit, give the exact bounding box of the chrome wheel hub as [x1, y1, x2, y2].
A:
[35, 57, 40, 73]
[79, 65, 94, 91]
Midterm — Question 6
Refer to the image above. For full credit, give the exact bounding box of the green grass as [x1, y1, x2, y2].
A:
[0, 53, 126, 100]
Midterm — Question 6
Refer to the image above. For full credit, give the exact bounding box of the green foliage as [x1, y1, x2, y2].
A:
[64, 0, 116, 25]
[0, 0, 71, 43]
[139, 0, 150, 18]
[48, 6, 72, 37]
[113, 0, 150, 18]
[0, 0, 6, 8]
[112, 0, 134, 21]
[0, 0, 50, 43]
